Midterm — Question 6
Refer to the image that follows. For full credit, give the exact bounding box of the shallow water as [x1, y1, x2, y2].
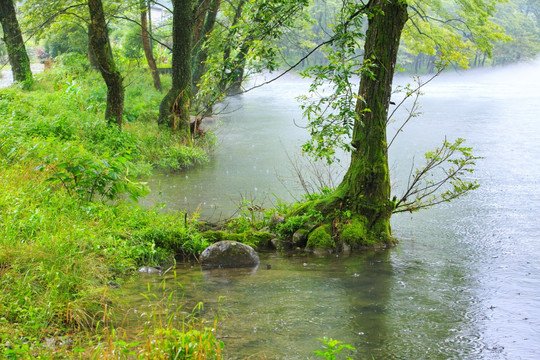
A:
[128, 60, 540, 359]
[0, 64, 44, 88]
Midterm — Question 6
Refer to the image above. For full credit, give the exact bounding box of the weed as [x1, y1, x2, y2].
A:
[313, 337, 356, 360]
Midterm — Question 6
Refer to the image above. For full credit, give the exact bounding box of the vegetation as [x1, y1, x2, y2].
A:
[0, 57, 217, 357]
[0, 0, 32, 87]
[0, 0, 537, 357]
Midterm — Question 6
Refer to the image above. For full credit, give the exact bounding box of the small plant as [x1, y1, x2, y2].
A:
[313, 337, 356, 360]
[226, 199, 267, 232]
[43, 151, 148, 202]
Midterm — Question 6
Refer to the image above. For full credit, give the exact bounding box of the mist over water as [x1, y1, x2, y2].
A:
[124, 59, 540, 359]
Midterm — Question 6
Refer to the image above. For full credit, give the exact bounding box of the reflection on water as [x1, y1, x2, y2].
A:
[128, 60, 540, 359]
[124, 251, 488, 359]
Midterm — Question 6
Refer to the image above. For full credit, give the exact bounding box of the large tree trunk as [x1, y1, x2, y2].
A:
[140, 0, 162, 91]
[334, 0, 408, 245]
[0, 0, 32, 86]
[88, 0, 124, 128]
[158, 0, 193, 134]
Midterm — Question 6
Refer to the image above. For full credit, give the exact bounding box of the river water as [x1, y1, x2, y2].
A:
[129, 61, 540, 359]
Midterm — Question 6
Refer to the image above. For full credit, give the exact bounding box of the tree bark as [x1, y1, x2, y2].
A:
[334, 0, 408, 244]
[140, 0, 162, 91]
[87, 23, 99, 68]
[192, 0, 211, 51]
[158, 0, 193, 134]
[88, 0, 125, 128]
[192, 0, 220, 92]
[0, 0, 32, 86]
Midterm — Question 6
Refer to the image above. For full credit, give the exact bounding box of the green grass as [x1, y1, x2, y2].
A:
[0, 55, 217, 358]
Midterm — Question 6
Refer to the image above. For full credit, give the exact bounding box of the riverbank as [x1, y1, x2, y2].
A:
[0, 56, 223, 357]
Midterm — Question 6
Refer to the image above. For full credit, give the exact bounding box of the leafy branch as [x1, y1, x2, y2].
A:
[393, 138, 481, 213]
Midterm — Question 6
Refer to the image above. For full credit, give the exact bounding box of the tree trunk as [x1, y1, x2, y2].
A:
[87, 23, 99, 68]
[88, 0, 124, 128]
[141, 0, 162, 91]
[0, 0, 32, 86]
[192, 0, 220, 92]
[158, 0, 192, 134]
[334, 0, 408, 245]
[192, 0, 211, 50]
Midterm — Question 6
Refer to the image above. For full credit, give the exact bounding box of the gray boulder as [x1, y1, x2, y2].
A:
[200, 241, 260, 269]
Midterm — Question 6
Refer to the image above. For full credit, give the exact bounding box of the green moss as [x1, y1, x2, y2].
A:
[340, 217, 371, 248]
[340, 216, 397, 248]
[245, 231, 274, 249]
[370, 219, 397, 246]
[202, 230, 273, 250]
[306, 224, 335, 250]
[202, 230, 225, 243]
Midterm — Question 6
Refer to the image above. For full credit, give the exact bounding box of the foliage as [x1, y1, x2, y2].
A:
[43, 23, 88, 57]
[298, 1, 367, 163]
[313, 337, 356, 360]
[491, 0, 540, 65]
[195, 0, 309, 113]
[41, 151, 148, 202]
[0, 56, 214, 357]
[393, 138, 481, 213]
[401, 0, 510, 70]
[276, 207, 324, 236]
[1, 56, 209, 172]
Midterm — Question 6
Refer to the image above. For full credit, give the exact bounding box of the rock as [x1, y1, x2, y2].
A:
[107, 281, 121, 288]
[292, 228, 310, 247]
[200, 241, 260, 269]
[269, 214, 285, 227]
[138, 266, 162, 274]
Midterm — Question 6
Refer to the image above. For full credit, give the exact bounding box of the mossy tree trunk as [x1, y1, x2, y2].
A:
[87, 24, 99, 69]
[324, 0, 408, 246]
[0, 0, 32, 87]
[158, 0, 192, 135]
[88, 0, 124, 128]
[140, 0, 162, 92]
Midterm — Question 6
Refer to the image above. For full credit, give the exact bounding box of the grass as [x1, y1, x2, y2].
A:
[0, 54, 219, 358]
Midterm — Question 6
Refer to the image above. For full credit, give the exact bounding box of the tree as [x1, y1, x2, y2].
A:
[158, 0, 192, 134]
[191, 0, 220, 93]
[0, 0, 32, 86]
[334, 0, 408, 243]
[140, 0, 162, 91]
[294, 0, 503, 249]
[88, 0, 125, 128]
[491, 0, 540, 65]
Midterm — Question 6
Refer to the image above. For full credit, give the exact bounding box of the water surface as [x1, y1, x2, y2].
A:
[129, 61, 540, 359]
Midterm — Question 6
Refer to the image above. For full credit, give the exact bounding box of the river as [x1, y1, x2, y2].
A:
[130, 61, 539, 359]
[0, 63, 44, 88]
